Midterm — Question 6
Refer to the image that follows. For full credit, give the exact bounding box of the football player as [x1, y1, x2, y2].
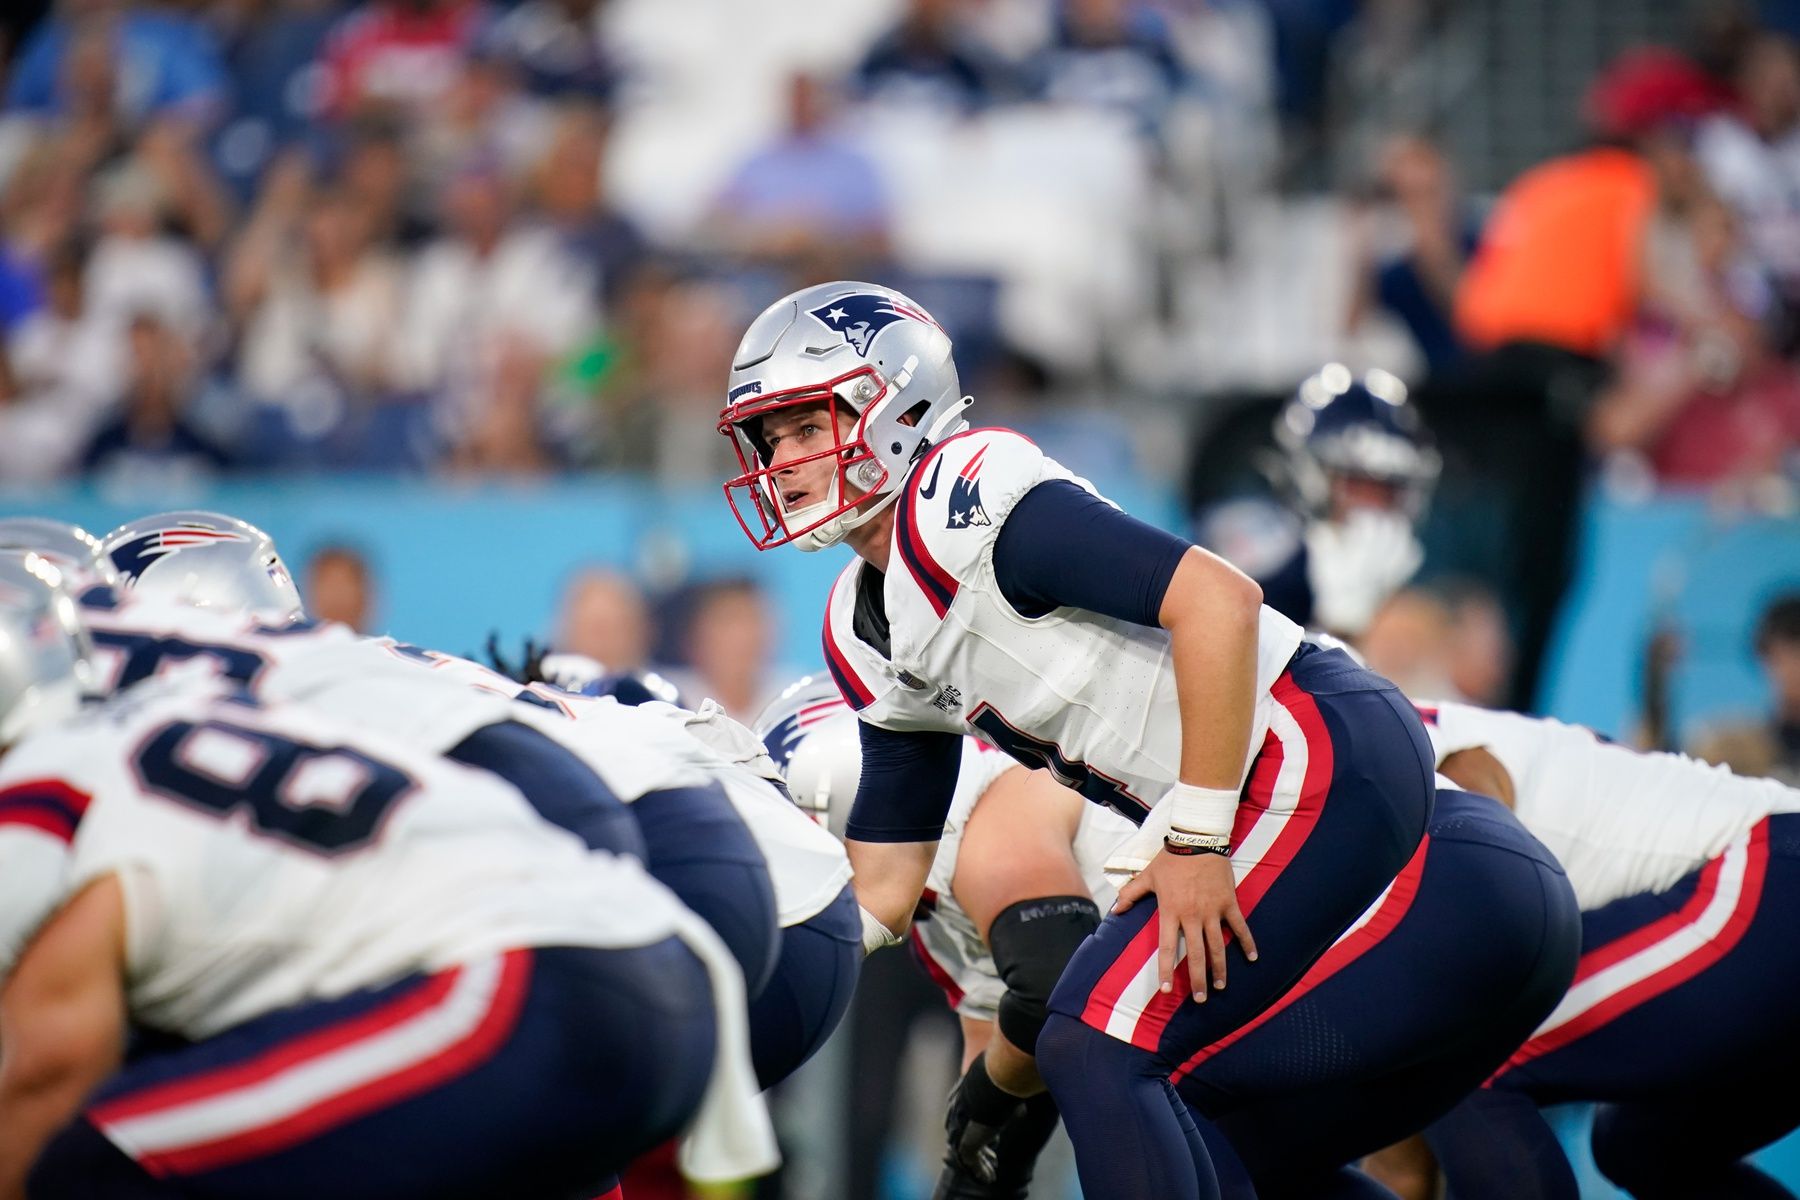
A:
[59, 512, 856, 1096]
[1199, 366, 1440, 641]
[718, 281, 1439, 1197]
[1416, 701, 1800, 1200]
[765, 675, 1578, 1200]
[0, 555, 775, 1198]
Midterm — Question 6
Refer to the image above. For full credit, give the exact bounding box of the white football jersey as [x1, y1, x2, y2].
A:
[823, 428, 1305, 823]
[550, 693, 853, 927]
[83, 592, 850, 929]
[0, 681, 697, 1038]
[1421, 700, 1800, 908]
[911, 740, 1140, 1019]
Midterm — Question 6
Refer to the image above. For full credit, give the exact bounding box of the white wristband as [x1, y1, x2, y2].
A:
[1166, 781, 1240, 839]
[859, 905, 901, 956]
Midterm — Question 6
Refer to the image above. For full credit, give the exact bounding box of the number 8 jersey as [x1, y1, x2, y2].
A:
[822, 427, 1305, 823]
[0, 679, 697, 1040]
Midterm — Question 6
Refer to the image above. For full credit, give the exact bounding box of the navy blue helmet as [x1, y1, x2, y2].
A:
[1274, 365, 1440, 518]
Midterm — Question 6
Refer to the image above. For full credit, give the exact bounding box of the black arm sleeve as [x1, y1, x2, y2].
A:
[844, 720, 964, 843]
[992, 480, 1193, 625]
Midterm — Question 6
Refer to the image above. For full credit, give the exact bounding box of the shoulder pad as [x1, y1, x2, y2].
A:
[893, 428, 1049, 616]
[822, 561, 889, 712]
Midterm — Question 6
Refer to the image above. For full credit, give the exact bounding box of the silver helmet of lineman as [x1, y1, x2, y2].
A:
[0, 517, 120, 589]
[719, 281, 972, 552]
[753, 674, 862, 837]
[101, 510, 304, 623]
[0, 552, 92, 747]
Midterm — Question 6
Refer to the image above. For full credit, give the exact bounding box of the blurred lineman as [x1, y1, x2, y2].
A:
[716, 281, 1438, 1199]
[0, 557, 763, 1199]
[769, 678, 1577, 1200]
[67, 511, 856, 1099]
[1420, 700, 1800, 1200]
[1199, 365, 1440, 643]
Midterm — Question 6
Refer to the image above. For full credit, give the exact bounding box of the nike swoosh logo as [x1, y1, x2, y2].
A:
[917, 459, 944, 500]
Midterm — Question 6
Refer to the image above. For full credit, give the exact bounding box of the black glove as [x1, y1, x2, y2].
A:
[934, 1087, 1061, 1200]
[483, 632, 548, 684]
[939, 1056, 1024, 1191]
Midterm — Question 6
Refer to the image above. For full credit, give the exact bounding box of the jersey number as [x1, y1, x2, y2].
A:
[966, 702, 1148, 820]
[92, 629, 267, 691]
[133, 718, 413, 855]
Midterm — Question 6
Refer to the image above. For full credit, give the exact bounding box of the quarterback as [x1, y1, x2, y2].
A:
[719, 281, 1438, 1196]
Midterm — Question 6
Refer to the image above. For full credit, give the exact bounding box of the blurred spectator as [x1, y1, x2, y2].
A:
[1587, 192, 1800, 486]
[317, 0, 489, 122]
[0, 237, 123, 482]
[207, 0, 343, 197]
[1692, 590, 1800, 784]
[1694, 31, 1800, 331]
[79, 309, 233, 485]
[529, 102, 645, 306]
[411, 50, 552, 200]
[710, 71, 892, 271]
[83, 156, 212, 337]
[1421, 47, 1720, 711]
[1025, 0, 1190, 135]
[1360, 578, 1513, 705]
[332, 117, 431, 249]
[1345, 134, 1474, 372]
[853, 0, 1006, 116]
[303, 542, 376, 631]
[669, 576, 778, 722]
[555, 567, 652, 672]
[6, 0, 229, 129]
[227, 155, 405, 419]
[577, 260, 741, 477]
[392, 157, 596, 460]
[477, 0, 623, 101]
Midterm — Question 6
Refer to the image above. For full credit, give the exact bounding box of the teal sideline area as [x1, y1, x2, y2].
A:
[4, 476, 1799, 1197]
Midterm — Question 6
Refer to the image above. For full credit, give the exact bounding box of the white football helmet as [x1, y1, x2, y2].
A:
[720, 281, 972, 551]
[101, 510, 304, 624]
[0, 552, 93, 747]
[753, 674, 862, 837]
[0, 517, 121, 589]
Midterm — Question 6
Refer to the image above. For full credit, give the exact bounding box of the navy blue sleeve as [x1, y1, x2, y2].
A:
[844, 721, 963, 843]
[993, 480, 1192, 625]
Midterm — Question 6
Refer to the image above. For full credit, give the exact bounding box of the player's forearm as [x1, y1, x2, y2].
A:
[1161, 549, 1261, 800]
[847, 837, 939, 942]
[0, 1061, 110, 1198]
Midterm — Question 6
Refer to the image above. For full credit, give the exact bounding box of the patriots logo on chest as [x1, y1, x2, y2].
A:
[808, 293, 938, 357]
[947, 444, 991, 529]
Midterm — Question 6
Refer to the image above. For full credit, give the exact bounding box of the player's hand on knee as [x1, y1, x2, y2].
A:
[1115, 850, 1256, 998]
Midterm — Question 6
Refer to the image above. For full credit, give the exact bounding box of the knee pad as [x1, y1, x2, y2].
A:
[987, 895, 1100, 1053]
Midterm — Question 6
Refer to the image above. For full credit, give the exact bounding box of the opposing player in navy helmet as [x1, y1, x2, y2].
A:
[719, 283, 1438, 1200]
[1201, 365, 1440, 640]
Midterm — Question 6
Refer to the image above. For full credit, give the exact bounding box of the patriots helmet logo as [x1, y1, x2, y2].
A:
[109, 525, 249, 583]
[946, 444, 992, 529]
[809, 293, 938, 357]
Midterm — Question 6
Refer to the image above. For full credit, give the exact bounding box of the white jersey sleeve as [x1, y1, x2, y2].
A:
[1421, 699, 1800, 908]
